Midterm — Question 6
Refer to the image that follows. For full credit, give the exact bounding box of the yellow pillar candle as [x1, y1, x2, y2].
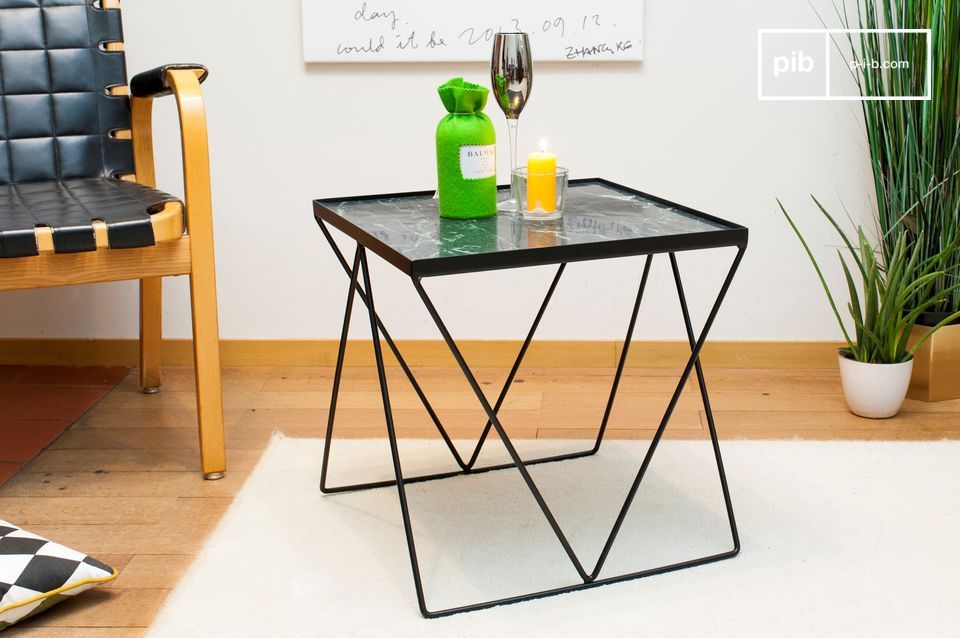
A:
[526, 144, 557, 213]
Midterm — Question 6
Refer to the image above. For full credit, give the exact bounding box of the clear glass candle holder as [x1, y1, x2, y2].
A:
[511, 167, 569, 221]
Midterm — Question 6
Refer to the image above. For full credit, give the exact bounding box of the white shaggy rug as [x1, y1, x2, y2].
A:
[148, 437, 960, 637]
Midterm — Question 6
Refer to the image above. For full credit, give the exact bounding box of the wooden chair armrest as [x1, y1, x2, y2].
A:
[130, 68, 213, 240]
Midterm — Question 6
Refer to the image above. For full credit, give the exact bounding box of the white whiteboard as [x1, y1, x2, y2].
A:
[301, 0, 644, 63]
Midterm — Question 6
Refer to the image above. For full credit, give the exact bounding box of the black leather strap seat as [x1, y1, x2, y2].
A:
[0, 0, 184, 259]
[0, 178, 180, 258]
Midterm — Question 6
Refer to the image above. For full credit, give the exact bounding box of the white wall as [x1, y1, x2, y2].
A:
[0, 0, 875, 342]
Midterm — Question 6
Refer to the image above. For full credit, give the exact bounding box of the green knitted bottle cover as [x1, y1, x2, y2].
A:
[436, 78, 497, 219]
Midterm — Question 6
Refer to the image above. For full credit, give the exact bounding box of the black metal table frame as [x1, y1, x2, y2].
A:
[314, 184, 747, 618]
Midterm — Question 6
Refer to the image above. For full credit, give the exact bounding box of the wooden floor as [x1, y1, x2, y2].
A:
[3, 364, 960, 636]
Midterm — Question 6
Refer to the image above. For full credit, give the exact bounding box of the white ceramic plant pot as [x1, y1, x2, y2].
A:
[838, 353, 914, 419]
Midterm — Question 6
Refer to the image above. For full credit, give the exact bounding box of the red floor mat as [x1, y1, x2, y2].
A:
[0, 366, 129, 487]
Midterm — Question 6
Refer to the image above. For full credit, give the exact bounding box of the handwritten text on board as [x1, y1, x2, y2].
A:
[302, 1, 645, 63]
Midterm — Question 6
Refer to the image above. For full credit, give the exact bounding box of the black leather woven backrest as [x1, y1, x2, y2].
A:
[0, 0, 133, 185]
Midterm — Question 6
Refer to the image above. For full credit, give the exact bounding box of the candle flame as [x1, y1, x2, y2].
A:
[539, 138, 548, 152]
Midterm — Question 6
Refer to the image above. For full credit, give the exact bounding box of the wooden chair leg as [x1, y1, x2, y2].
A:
[189, 260, 226, 480]
[168, 67, 226, 479]
[139, 277, 163, 393]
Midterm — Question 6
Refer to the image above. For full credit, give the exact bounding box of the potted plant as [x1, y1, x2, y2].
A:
[844, 1, 960, 400]
[780, 198, 960, 418]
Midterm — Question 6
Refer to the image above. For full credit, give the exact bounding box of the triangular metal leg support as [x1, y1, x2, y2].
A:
[317, 218, 744, 617]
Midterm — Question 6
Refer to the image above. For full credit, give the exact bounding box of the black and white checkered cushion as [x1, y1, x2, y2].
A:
[0, 519, 116, 630]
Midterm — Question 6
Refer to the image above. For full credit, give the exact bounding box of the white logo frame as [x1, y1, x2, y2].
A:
[757, 28, 932, 101]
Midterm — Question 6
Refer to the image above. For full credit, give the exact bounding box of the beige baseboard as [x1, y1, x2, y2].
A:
[0, 338, 843, 369]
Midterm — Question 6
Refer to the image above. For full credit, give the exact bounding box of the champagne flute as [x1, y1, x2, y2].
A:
[491, 32, 532, 211]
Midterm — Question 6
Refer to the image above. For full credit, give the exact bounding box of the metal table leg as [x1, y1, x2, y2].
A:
[317, 218, 640, 491]
[317, 219, 744, 617]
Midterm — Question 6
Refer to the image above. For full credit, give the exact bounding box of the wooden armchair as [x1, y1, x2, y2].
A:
[0, 0, 226, 479]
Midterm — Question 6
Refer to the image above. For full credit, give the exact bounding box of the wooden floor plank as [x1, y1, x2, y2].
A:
[20, 589, 167, 629]
[50, 427, 275, 451]
[711, 410, 960, 440]
[258, 367, 844, 395]
[0, 471, 247, 498]
[0, 497, 179, 526]
[236, 407, 704, 433]
[536, 428, 710, 440]
[95, 389, 543, 412]
[22, 448, 262, 473]
[20, 498, 231, 555]
[111, 555, 195, 590]
[73, 408, 248, 430]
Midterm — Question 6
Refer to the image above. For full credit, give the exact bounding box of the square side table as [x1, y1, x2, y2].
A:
[313, 178, 748, 617]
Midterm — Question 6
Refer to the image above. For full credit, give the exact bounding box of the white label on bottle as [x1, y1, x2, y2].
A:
[459, 145, 496, 180]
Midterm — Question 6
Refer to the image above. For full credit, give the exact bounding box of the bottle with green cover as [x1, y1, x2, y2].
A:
[436, 78, 497, 219]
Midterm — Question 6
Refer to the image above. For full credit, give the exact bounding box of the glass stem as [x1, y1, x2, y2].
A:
[507, 118, 519, 201]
